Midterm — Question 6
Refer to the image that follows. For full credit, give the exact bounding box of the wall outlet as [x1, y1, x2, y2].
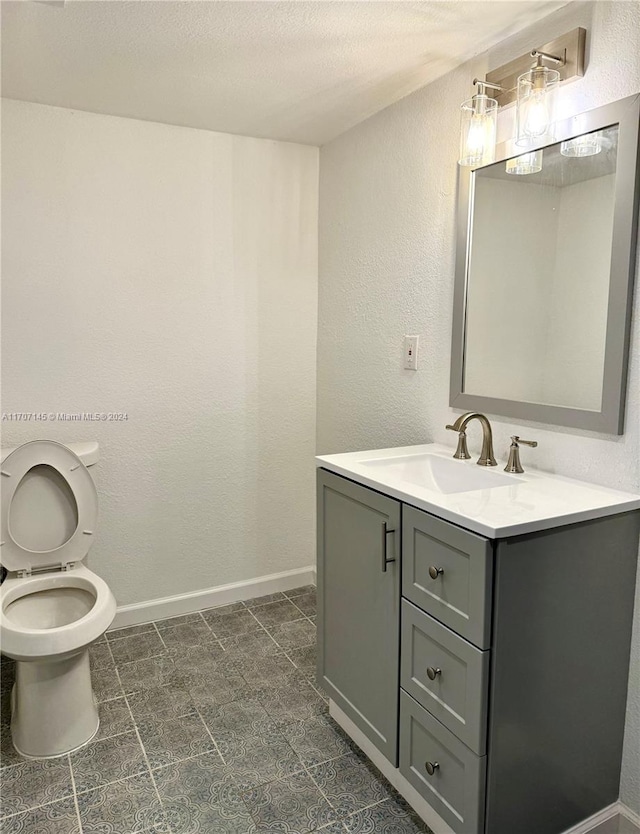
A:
[404, 335, 419, 370]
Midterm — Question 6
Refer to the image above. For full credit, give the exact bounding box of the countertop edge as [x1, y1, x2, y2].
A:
[315, 459, 640, 540]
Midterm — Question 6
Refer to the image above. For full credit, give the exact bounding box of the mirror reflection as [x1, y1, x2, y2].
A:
[463, 125, 619, 411]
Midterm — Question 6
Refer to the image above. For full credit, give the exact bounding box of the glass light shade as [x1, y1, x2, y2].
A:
[516, 66, 560, 147]
[505, 150, 543, 175]
[560, 130, 603, 157]
[459, 95, 498, 167]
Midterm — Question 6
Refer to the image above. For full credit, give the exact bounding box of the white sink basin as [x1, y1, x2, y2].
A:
[359, 452, 517, 494]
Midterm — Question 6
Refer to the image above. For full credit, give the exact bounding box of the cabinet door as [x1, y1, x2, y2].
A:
[317, 468, 401, 765]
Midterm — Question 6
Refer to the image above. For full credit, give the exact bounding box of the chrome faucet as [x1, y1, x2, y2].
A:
[446, 412, 497, 467]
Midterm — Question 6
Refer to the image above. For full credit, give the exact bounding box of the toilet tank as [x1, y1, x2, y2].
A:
[0, 441, 99, 467]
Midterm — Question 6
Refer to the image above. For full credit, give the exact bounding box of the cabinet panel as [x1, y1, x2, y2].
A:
[400, 690, 486, 834]
[317, 469, 401, 764]
[402, 505, 493, 648]
[401, 600, 489, 754]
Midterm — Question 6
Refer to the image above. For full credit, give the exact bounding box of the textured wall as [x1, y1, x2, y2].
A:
[318, 0, 640, 811]
[2, 99, 319, 606]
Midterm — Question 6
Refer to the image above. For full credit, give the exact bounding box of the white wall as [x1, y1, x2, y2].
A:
[318, 0, 640, 811]
[2, 99, 319, 607]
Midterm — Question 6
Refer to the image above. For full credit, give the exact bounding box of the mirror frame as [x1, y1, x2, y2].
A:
[450, 93, 640, 434]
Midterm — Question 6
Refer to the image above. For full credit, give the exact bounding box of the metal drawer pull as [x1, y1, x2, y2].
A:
[428, 566, 444, 580]
[426, 666, 442, 680]
[425, 761, 440, 775]
[381, 522, 396, 573]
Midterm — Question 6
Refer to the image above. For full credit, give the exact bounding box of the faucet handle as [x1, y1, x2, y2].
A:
[505, 436, 538, 473]
[445, 424, 471, 460]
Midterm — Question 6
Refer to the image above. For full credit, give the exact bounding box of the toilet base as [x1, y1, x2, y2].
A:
[11, 648, 100, 758]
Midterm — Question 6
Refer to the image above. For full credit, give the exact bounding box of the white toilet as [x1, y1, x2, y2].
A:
[0, 440, 116, 758]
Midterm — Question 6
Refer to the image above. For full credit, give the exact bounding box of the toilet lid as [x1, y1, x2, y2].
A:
[0, 440, 99, 573]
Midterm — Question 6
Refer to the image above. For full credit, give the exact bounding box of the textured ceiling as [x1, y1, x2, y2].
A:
[2, 0, 568, 145]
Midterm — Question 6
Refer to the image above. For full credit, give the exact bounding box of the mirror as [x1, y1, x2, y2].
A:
[451, 95, 640, 433]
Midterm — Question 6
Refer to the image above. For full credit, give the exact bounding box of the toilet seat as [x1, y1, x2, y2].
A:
[1, 440, 98, 575]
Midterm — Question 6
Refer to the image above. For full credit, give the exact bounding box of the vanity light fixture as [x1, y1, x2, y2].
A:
[458, 28, 586, 168]
[458, 80, 502, 168]
[561, 130, 603, 157]
[515, 51, 561, 146]
[505, 150, 543, 175]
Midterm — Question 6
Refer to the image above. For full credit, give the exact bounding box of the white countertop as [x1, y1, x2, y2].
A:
[316, 443, 640, 538]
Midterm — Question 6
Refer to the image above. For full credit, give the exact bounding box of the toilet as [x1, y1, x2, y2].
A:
[0, 440, 116, 758]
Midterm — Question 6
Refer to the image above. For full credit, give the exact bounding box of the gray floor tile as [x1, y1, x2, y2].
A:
[91, 665, 125, 702]
[0, 756, 74, 817]
[223, 735, 305, 791]
[157, 621, 216, 648]
[118, 655, 181, 694]
[242, 770, 336, 832]
[167, 644, 226, 678]
[308, 753, 389, 820]
[251, 600, 307, 629]
[95, 696, 135, 741]
[290, 593, 317, 618]
[202, 602, 246, 616]
[244, 593, 286, 609]
[203, 608, 263, 639]
[287, 645, 317, 678]
[342, 797, 432, 833]
[200, 699, 282, 749]
[259, 680, 328, 724]
[284, 586, 316, 599]
[185, 670, 253, 709]
[267, 619, 316, 651]
[219, 632, 282, 660]
[107, 623, 156, 641]
[89, 641, 115, 671]
[70, 730, 148, 793]
[0, 797, 80, 834]
[590, 816, 640, 834]
[280, 716, 353, 769]
[109, 630, 167, 665]
[318, 824, 347, 833]
[241, 655, 299, 690]
[155, 613, 204, 630]
[137, 709, 218, 770]
[128, 684, 195, 722]
[77, 771, 167, 833]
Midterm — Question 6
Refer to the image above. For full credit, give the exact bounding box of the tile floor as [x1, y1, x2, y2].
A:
[0, 586, 431, 833]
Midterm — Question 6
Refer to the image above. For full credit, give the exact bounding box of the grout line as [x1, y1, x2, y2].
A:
[67, 752, 84, 834]
[153, 623, 168, 650]
[192, 705, 227, 767]
[121, 691, 164, 809]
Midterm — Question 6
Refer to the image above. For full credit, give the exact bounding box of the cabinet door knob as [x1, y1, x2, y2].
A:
[428, 566, 444, 580]
[425, 761, 440, 775]
[426, 666, 441, 680]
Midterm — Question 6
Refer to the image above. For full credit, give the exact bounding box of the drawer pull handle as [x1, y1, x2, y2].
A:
[428, 566, 444, 580]
[426, 666, 441, 680]
[425, 761, 440, 776]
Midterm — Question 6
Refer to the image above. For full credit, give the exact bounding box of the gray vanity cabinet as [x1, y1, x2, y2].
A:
[318, 466, 640, 834]
[316, 469, 401, 764]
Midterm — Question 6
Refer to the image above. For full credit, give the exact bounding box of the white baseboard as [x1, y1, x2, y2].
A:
[619, 803, 640, 829]
[110, 565, 316, 629]
[329, 701, 637, 834]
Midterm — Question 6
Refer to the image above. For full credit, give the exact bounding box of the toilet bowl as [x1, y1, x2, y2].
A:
[0, 440, 116, 758]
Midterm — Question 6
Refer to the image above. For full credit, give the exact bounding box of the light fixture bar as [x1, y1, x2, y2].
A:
[485, 27, 585, 107]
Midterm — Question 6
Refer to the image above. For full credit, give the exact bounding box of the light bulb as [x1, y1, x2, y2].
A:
[459, 95, 497, 167]
[516, 65, 559, 148]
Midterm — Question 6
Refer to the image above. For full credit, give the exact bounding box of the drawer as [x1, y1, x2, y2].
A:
[402, 505, 493, 648]
[401, 599, 489, 754]
[400, 690, 486, 834]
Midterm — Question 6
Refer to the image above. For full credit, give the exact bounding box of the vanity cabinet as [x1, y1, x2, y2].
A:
[316, 468, 401, 764]
[317, 467, 640, 834]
